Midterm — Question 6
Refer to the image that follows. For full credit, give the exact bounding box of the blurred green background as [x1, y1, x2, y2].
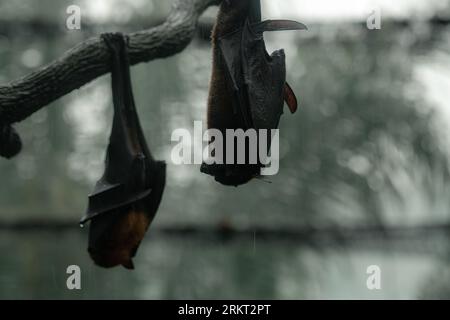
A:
[0, 0, 449, 299]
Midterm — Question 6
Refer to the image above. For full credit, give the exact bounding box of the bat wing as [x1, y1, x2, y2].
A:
[218, 31, 254, 129]
[242, 20, 306, 130]
[82, 34, 154, 224]
[81, 160, 153, 224]
[241, 21, 286, 130]
[216, 19, 306, 130]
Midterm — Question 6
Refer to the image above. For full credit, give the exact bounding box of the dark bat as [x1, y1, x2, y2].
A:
[80, 33, 166, 270]
[0, 124, 22, 159]
[201, 0, 307, 186]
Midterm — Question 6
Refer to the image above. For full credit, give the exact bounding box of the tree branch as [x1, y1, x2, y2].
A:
[0, 0, 220, 158]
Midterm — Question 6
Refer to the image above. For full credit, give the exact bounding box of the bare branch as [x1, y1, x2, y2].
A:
[0, 0, 220, 126]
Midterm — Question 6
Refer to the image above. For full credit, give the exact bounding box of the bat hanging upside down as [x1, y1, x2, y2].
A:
[80, 33, 166, 270]
[201, 0, 307, 186]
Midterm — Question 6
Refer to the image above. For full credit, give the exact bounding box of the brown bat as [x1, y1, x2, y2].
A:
[80, 33, 166, 270]
[201, 0, 306, 186]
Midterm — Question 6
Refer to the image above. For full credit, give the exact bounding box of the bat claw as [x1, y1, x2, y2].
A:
[252, 20, 308, 34]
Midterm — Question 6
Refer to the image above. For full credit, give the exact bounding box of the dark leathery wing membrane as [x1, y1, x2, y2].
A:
[81, 33, 155, 224]
[242, 21, 287, 131]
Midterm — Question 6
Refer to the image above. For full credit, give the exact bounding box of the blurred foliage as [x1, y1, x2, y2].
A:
[0, 230, 447, 299]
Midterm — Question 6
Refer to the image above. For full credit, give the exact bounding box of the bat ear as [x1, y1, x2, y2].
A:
[284, 82, 298, 114]
[122, 259, 135, 270]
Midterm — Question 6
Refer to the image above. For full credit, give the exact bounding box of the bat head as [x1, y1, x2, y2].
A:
[87, 207, 151, 270]
[201, 163, 261, 187]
